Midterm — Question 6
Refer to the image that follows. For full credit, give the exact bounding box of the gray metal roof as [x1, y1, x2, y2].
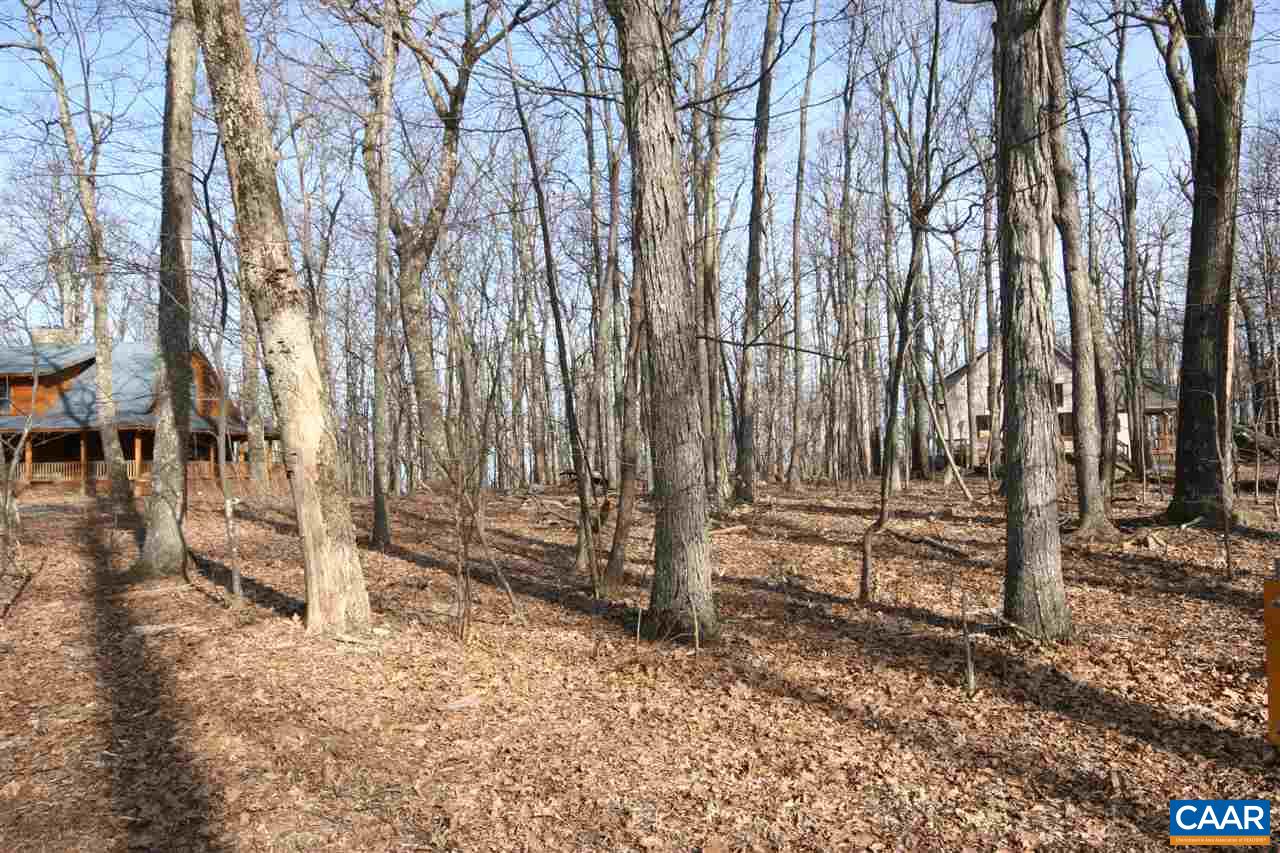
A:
[0, 343, 247, 436]
[0, 343, 97, 376]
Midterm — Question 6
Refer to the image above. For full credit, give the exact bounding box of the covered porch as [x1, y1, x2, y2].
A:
[9, 428, 273, 485]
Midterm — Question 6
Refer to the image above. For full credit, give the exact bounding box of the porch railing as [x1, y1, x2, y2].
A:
[21, 460, 267, 483]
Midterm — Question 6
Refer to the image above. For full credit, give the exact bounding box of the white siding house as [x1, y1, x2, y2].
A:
[940, 348, 1177, 466]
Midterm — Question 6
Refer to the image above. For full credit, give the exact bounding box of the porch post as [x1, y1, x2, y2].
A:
[23, 437, 31, 483]
[80, 429, 88, 495]
[133, 433, 142, 481]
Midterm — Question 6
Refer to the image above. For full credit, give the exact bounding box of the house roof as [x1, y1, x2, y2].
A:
[0, 343, 97, 377]
[0, 342, 248, 436]
[942, 346, 1073, 390]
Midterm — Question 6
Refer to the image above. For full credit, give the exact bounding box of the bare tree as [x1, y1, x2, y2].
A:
[139, 0, 197, 576]
[1144, 0, 1255, 522]
[994, 0, 1072, 640]
[193, 0, 370, 632]
[786, 0, 820, 490]
[734, 0, 782, 504]
[1045, 0, 1118, 539]
[607, 0, 718, 641]
[6, 0, 130, 499]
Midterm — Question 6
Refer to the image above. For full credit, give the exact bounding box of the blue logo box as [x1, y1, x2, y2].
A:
[1169, 800, 1270, 846]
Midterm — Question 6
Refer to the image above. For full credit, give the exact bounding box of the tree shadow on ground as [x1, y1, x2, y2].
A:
[83, 500, 228, 850]
[423, 513, 1266, 779]
[741, 592, 1267, 775]
[719, 651, 1168, 843]
[781, 502, 1006, 527]
[1061, 546, 1260, 615]
[190, 552, 304, 619]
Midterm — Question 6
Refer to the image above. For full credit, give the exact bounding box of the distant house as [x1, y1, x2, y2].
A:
[940, 348, 1178, 466]
[0, 329, 260, 489]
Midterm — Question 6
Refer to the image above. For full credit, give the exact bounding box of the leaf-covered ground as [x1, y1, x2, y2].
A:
[1, 477, 1277, 851]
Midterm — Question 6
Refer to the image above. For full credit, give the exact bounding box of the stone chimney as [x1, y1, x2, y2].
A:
[29, 327, 80, 346]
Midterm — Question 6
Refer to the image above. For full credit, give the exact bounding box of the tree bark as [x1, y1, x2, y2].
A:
[18, 0, 130, 499]
[241, 288, 267, 484]
[733, 0, 781, 504]
[1046, 0, 1117, 538]
[363, 9, 398, 550]
[995, 0, 1072, 640]
[1156, 0, 1255, 522]
[787, 0, 819, 490]
[139, 0, 197, 577]
[607, 0, 718, 641]
[193, 0, 370, 632]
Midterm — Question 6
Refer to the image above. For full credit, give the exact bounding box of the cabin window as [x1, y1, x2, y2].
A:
[1054, 383, 1065, 408]
[0, 380, 10, 415]
[976, 414, 991, 433]
[1059, 412, 1075, 436]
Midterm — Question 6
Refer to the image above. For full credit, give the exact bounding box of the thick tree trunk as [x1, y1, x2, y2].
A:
[995, 0, 1072, 641]
[139, 0, 197, 577]
[1164, 0, 1254, 522]
[607, 0, 717, 641]
[193, 0, 370, 632]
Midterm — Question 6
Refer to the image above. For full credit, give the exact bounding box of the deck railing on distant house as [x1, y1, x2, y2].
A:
[20, 460, 269, 484]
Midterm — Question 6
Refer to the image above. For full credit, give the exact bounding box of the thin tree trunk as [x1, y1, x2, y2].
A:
[733, 0, 780, 504]
[139, 0, 196, 576]
[241, 290, 267, 484]
[787, 0, 819, 490]
[1046, 0, 1117, 539]
[364, 10, 397, 550]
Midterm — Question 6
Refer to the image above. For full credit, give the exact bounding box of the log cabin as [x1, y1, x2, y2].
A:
[941, 347, 1179, 469]
[0, 331, 265, 492]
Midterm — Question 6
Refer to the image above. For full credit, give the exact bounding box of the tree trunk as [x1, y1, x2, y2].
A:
[241, 290, 267, 484]
[1161, 0, 1254, 522]
[995, 0, 1072, 640]
[139, 0, 197, 577]
[364, 11, 397, 550]
[733, 0, 780, 504]
[786, 0, 818, 490]
[510, 64, 600, 593]
[193, 0, 370, 633]
[21, 1, 130, 499]
[606, 268, 646, 586]
[607, 0, 718, 641]
[1046, 0, 1117, 538]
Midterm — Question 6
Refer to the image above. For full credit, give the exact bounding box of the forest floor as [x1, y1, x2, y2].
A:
[1, 475, 1278, 852]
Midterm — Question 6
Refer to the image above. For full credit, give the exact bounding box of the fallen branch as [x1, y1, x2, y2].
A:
[887, 529, 975, 562]
[709, 524, 749, 536]
[989, 610, 1044, 643]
